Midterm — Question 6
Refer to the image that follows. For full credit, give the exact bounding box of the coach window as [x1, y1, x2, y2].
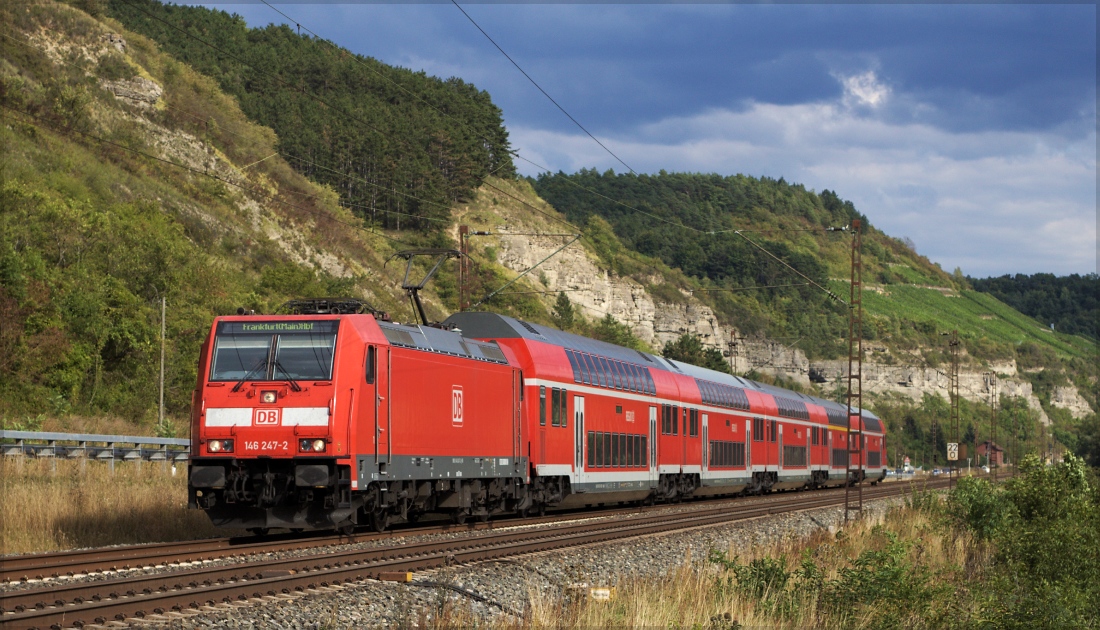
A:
[588, 431, 596, 467]
[768, 420, 778, 442]
[551, 389, 561, 427]
[560, 390, 568, 427]
[604, 432, 612, 467]
[613, 361, 627, 390]
[627, 364, 640, 392]
[566, 350, 582, 384]
[539, 386, 547, 426]
[753, 417, 765, 442]
[672, 406, 679, 436]
[576, 352, 591, 385]
[582, 354, 600, 387]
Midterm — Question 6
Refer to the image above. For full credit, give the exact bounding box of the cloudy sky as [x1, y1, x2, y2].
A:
[198, 3, 1096, 278]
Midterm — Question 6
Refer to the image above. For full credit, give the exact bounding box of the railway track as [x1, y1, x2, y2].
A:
[1, 479, 948, 629]
[1, 495, 768, 585]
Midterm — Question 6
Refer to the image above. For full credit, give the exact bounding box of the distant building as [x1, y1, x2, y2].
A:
[977, 440, 1005, 466]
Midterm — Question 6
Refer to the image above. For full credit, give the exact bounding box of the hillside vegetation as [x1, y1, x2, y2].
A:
[107, 0, 515, 231]
[1, 0, 1094, 452]
[969, 272, 1099, 341]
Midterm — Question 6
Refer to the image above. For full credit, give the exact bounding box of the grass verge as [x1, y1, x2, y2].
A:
[1, 458, 225, 555]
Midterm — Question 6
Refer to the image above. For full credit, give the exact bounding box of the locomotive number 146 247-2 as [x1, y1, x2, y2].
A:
[244, 440, 289, 453]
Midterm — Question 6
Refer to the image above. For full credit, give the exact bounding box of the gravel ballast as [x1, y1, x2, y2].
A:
[92, 496, 906, 629]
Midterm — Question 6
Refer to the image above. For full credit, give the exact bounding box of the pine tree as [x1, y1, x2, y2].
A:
[551, 292, 575, 330]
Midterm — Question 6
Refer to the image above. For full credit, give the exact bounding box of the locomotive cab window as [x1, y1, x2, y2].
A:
[210, 320, 338, 382]
[365, 346, 376, 384]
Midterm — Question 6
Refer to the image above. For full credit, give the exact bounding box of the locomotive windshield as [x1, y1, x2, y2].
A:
[210, 320, 338, 382]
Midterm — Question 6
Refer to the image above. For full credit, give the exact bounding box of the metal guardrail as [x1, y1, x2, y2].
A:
[0, 430, 190, 462]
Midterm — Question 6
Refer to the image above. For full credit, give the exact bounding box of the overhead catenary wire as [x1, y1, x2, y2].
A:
[450, 0, 638, 177]
[470, 233, 582, 309]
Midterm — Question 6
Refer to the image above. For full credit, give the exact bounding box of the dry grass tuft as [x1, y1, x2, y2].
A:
[1, 458, 226, 555]
[420, 501, 977, 629]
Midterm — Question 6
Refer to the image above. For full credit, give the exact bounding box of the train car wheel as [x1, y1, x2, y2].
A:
[452, 511, 467, 525]
[370, 510, 390, 533]
[338, 523, 356, 536]
[248, 528, 270, 537]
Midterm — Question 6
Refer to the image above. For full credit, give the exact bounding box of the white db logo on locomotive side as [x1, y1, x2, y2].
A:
[452, 386, 463, 427]
[254, 408, 281, 426]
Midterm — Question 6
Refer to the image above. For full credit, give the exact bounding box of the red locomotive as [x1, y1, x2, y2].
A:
[189, 301, 886, 533]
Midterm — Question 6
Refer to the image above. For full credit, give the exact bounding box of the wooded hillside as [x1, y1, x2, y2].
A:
[108, 0, 515, 231]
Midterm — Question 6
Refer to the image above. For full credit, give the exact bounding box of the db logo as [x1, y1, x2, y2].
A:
[452, 386, 463, 427]
[254, 408, 281, 426]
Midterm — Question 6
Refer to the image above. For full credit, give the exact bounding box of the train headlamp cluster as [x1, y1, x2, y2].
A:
[299, 438, 327, 453]
[260, 390, 278, 404]
[207, 439, 233, 453]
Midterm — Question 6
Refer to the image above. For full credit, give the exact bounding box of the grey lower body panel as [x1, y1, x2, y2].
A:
[357, 454, 528, 485]
[559, 479, 653, 507]
[697, 473, 753, 495]
[775, 470, 812, 489]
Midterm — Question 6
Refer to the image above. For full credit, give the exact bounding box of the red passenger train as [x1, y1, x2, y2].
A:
[188, 304, 886, 532]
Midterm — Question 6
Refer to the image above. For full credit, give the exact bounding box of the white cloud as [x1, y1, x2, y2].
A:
[510, 101, 1096, 277]
[840, 71, 890, 108]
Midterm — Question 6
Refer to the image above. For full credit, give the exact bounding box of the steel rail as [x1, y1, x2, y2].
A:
[1, 494, 753, 583]
[1, 480, 893, 583]
[2, 479, 947, 629]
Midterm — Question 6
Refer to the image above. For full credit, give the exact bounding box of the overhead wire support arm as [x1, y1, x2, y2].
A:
[470, 234, 582, 310]
[385, 249, 464, 326]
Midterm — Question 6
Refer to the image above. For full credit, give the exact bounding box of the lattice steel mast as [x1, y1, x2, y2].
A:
[844, 220, 864, 522]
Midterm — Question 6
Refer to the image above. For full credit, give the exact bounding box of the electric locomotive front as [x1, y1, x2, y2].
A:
[188, 315, 358, 531]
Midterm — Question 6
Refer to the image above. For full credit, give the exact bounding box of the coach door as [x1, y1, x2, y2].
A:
[702, 416, 709, 472]
[649, 406, 658, 485]
[574, 396, 585, 483]
[367, 345, 391, 466]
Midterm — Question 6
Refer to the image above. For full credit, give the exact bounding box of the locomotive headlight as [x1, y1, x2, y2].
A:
[299, 439, 327, 453]
[208, 439, 233, 453]
[261, 390, 278, 404]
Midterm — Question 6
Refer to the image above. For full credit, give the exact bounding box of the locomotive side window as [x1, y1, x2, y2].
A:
[539, 386, 547, 426]
[365, 346, 376, 384]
